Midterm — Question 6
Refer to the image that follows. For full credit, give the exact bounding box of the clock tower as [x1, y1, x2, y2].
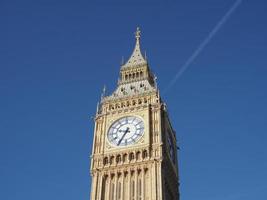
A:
[90, 28, 180, 200]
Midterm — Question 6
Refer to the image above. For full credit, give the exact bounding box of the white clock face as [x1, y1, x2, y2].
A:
[107, 116, 145, 146]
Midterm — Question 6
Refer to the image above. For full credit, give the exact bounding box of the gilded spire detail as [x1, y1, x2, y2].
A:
[135, 27, 141, 40]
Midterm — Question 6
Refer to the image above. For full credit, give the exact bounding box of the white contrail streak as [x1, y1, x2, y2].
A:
[163, 0, 243, 93]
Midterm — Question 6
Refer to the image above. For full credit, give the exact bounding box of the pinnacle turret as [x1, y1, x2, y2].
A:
[121, 27, 147, 68]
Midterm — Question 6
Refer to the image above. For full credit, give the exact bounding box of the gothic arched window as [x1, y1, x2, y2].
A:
[144, 98, 147, 103]
[123, 153, 128, 162]
[126, 101, 130, 107]
[103, 157, 108, 165]
[116, 155, 121, 163]
[129, 152, 134, 161]
[143, 150, 148, 159]
[110, 156, 114, 165]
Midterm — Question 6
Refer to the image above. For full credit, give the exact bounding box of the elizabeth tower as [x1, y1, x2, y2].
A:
[90, 28, 180, 200]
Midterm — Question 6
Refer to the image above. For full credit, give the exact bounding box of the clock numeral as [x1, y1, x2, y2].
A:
[110, 136, 118, 142]
[118, 120, 124, 125]
[113, 129, 117, 133]
[135, 120, 142, 126]
[132, 117, 138, 124]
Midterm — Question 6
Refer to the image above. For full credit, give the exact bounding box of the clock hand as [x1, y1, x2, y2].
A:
[118, 127, 130, 145]
[119, 129, 127, 132]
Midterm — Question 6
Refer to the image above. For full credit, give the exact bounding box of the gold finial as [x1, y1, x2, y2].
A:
[103, 85, 106, 95]
[135, 27, 141, 40]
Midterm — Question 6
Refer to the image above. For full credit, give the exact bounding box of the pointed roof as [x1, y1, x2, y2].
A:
[121, 27, 147, 68]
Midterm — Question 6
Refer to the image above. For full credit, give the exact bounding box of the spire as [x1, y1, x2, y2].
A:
[101, 85, 106, 100]
[121, 27, 147, 68]
[135, 27, 141, 40]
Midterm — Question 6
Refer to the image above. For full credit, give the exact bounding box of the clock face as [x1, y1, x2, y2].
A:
[107, 116, 145, 146]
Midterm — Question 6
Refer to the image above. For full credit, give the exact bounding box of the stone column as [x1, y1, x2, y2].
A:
[106, 173, 111, 200]
[142, 168, 145, 200]
[114, 171, 118, 200]
[90, 173, 97, 200]
[97, 172, 103, 200]
[121, 171, 125, 200]
[151, 163, 157, 200]
[135, 168, 138, 200]
[128, 170, 131, 200]
[150, 164, 153, 200]
[158, 162, 162, 200]
[155, 163, 158, 200]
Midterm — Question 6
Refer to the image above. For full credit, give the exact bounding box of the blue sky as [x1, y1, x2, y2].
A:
[1, 0, 267, 199]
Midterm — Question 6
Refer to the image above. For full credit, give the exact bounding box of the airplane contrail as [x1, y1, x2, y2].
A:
[163, 0, 243, 93]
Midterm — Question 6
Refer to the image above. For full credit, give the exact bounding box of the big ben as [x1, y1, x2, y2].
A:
[90, 28, 180, 200]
